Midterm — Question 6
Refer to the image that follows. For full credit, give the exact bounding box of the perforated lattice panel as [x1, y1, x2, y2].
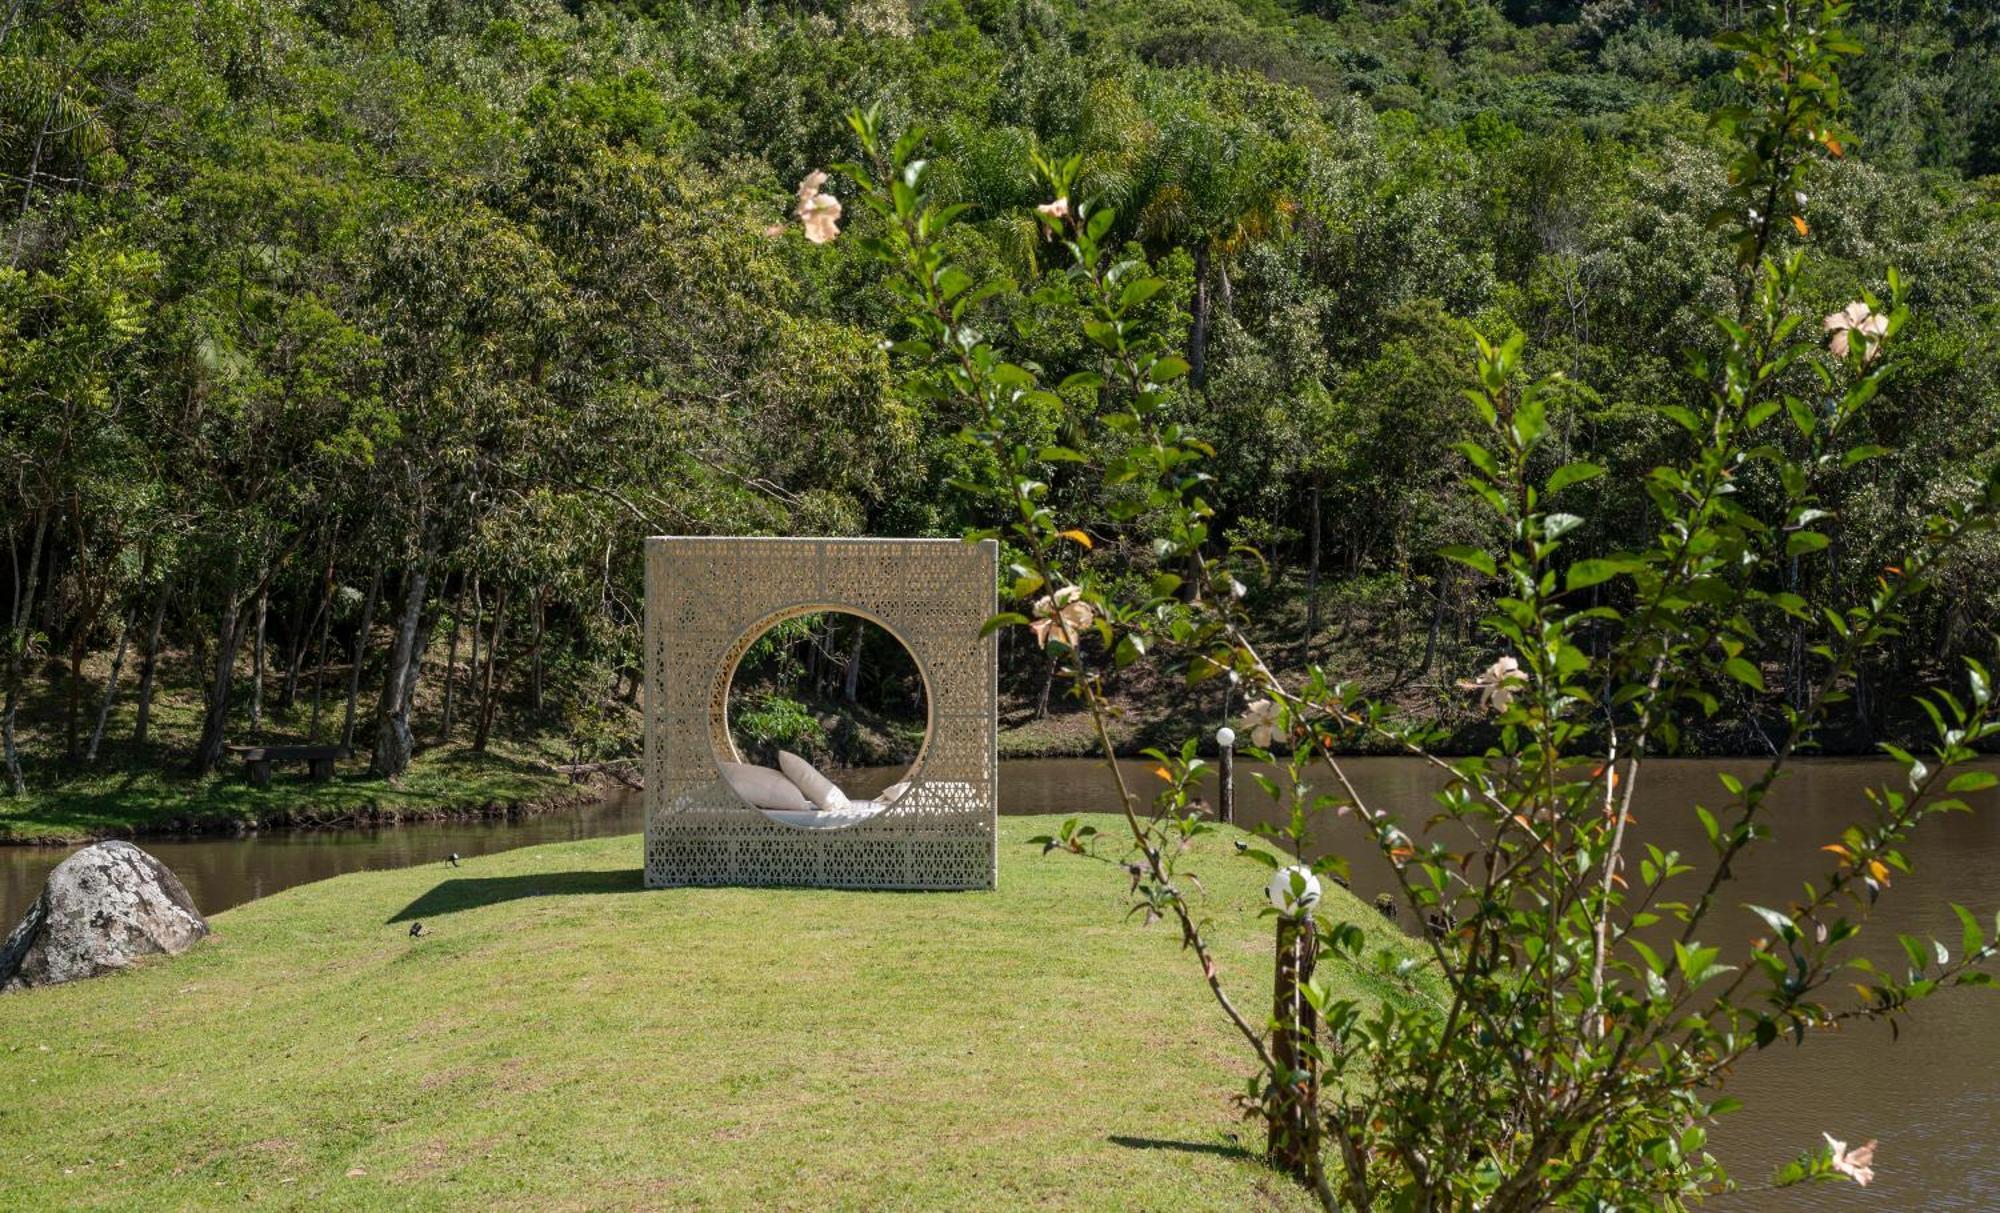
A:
[645, 537, 999, 890]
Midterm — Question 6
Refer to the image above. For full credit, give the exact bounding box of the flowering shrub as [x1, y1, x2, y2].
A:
[821, 2, 2000, 1205]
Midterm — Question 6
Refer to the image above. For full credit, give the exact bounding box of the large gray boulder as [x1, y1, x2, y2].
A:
[1, 841, 209, 991]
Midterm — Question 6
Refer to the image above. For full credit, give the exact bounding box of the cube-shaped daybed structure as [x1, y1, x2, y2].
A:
[644, 536, 998, 890]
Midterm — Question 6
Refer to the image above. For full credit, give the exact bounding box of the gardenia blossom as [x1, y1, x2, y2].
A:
[1823, 1133, 1876, 1187]
[795, 170, 842, 244]
[1029, 585, 1094, 648]
[1823, 301, 1887, 363]
[1036, 196, 1070, 222]
[1457, 655, 1526, 713]
[1241, 698, 1281, 748]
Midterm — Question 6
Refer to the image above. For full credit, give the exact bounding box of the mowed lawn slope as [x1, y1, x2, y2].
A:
[1, 815, 1419, 1211]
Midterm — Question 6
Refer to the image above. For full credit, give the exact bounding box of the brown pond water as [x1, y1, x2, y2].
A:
[5, 757, 1996, 1207]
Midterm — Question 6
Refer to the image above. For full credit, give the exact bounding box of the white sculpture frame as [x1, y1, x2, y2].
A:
[644, 536, 998, 890]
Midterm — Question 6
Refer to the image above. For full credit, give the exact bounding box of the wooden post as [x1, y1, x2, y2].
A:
[1268, 914, 1319, 1181]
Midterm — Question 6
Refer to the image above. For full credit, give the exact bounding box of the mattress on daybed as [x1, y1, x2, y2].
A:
[759, 801, 889, 829]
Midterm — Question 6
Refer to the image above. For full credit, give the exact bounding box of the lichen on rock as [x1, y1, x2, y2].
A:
[2, 841, 209, 991]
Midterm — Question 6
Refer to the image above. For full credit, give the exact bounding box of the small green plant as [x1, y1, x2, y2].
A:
[732, 693, 827, 763]
[821, 2, 2000, 1206]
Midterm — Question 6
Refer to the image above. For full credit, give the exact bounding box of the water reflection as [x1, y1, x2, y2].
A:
[1, 793, 648, 927]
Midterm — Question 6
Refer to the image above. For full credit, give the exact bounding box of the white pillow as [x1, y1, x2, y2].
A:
[877, 780, 910, 805]
[718, 762, 811, 812]
[778, 751, 851, 812]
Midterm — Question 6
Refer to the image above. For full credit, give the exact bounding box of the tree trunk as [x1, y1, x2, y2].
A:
[8, 99, 52, 267]
[473, 583, 509, 753]
[370, 566, 428, 777]
[340, 565, 382, 750]
[132, 579, 171, 747]
[1190, 239, 1211, 388]
[3, 516, 48, 796]
[842, 618, 864, 704]
[528, 584, 546, 715]
[440, 580, 464, 740]
[281, 567, 330, 709]
[1304, 476, 1323, 654]
[400, 595, 431, 718]
[465, 575, 483, 737]
[84, 607, 134, 763]
[308, 569, 336, 741]
[191, 571, 249, 777]
[66, 630, 86, 763]
[1419, 573, 1446, 677]
[1034, 648, 1056, 720]
[274, 587, 306, 709]
[249, 586, 268, 736]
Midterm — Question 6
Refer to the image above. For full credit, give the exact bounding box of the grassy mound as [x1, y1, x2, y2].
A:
[0, 816, 1419, 1211]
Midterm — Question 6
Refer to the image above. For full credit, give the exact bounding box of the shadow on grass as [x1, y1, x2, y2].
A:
[388, 869, 643, 923]
[1106, 1134, 1253, 1160]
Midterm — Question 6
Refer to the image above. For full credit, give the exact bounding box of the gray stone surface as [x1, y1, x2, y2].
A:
[1, 841, 209, 991]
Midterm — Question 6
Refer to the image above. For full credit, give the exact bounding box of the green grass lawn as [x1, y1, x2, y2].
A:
[0, 815, 1421, 1211]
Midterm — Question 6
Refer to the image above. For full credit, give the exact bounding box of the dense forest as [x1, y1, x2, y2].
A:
[2, 0, 1996, 801]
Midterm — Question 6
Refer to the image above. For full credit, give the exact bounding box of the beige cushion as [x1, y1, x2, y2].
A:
[877, 780, 910, 805]
[778, 751, 851, 812]
[718, 762, 811, 812]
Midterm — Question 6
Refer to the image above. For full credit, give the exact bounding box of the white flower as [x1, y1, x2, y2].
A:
[1240, 698, 1281, 748]
[1029, 584, 1094, 648]
[1823, 1133, 1876, 1187]
[1266, 865, 1321, 917]
[1823, 301, 1887, 363]
[795, 169, 828, 208]
[795, 171, 842, 244]
[1457, 655, 1526, 713]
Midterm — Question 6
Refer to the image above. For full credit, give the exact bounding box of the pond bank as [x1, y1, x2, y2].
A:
[0, 743, 603, 846]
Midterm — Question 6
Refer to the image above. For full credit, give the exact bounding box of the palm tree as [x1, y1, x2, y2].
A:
[1127, 107, 1287, 387]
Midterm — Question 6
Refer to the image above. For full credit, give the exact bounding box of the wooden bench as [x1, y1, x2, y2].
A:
[226, 744, 350, 786]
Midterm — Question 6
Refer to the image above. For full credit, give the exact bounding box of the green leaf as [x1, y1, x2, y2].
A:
[1440, 545, 1497, 576]
[1786, 531, 1831, 557]
[1118, 277, 1164, 309]
[1547, 462, 1606, 493]
[1946, 770, 1997, 794]
[1745, 904, 1798, 944]
[979, 612, 1029, 638]
[1724, 658, 1766, 691]
[1952, 903, 1982, 959]
[1566, 558, 1635, 592]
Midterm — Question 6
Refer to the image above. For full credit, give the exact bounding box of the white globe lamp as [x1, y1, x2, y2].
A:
[1266, 864, 1321, 918]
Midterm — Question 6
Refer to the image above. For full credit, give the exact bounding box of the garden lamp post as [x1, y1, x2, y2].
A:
[1215, 725, 1235, 824]
[1266, 865, 1321, 1180]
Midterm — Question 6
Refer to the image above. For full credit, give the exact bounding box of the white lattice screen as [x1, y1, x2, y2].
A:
[644, 536, 999, 890]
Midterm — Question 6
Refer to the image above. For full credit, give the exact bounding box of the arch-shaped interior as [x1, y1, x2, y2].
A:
[711, 604, 932, 830]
